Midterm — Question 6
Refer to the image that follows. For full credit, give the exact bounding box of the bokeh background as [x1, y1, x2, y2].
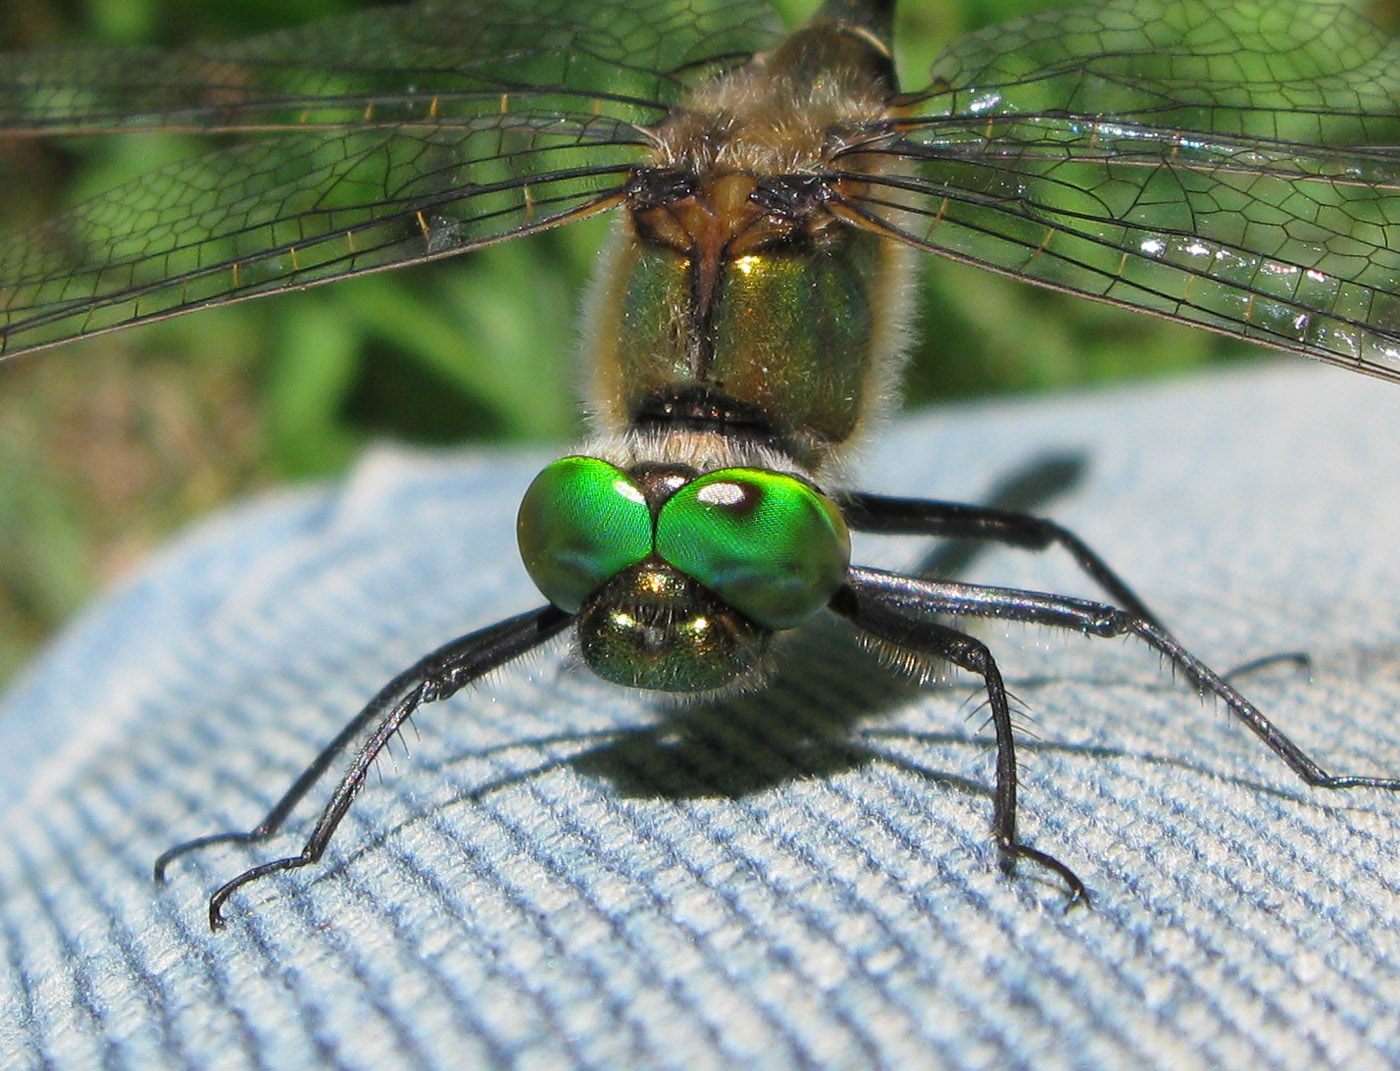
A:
[0, 0, 1357, 682]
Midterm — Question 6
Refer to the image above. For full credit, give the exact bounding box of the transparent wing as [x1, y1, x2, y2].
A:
[0, 0, 784, 357]
[833, 0, 1400, 382]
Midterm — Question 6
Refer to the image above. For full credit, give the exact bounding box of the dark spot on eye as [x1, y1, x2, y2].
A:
[695, 477, 762, 518]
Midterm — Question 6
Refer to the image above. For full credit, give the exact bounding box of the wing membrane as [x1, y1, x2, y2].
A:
[0, 120, 644, 354]
[0, 0, 784, 357]
[0, 0, 781, 131]
[8, 0, 1400, 380]
[838, 0, 1400, 381]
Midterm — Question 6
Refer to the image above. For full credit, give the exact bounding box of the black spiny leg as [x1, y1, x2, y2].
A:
[842, 492, 1163, 626]
[834, 566, 1400, 900]
[155, 605, 573, 930]
[828, 578, 1089, 905]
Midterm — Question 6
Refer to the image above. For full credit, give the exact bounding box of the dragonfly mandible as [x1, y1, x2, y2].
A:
[3, 0, 1400, 929]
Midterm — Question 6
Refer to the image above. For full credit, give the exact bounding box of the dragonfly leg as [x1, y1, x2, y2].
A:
[828, 578, 1090, 906]
[844, 565, 1400, 791]
[154, 605, 572, 931]
[842, 492, 1163, 626]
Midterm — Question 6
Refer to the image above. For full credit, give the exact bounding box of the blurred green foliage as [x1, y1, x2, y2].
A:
[0, 0, 1278, 682]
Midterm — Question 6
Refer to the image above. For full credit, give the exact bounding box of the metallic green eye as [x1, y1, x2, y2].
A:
[517, 457, 654, 613]
[655, 468, 850, 630]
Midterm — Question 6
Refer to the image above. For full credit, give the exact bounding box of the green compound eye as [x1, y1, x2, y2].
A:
[655, 468, 850, 630]
[517, 457, 654, 613]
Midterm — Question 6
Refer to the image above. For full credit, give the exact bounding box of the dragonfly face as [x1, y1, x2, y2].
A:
[5, 0, 1400, 926]
[518, 458, 851, 690]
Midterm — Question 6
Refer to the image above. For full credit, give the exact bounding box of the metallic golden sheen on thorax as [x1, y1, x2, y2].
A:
[586, 17, 915, 475]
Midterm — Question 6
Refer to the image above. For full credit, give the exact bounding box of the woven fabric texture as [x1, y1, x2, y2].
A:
[3, 362, 1399, 1070]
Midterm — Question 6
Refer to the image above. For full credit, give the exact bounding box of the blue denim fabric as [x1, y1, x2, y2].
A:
[3, 363, 1400, 1070]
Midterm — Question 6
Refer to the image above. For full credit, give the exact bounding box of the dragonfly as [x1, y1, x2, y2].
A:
[4, 0, 1400, 930]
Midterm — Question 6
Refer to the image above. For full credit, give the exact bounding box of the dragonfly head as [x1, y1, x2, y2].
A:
[517, 457, 851, 692]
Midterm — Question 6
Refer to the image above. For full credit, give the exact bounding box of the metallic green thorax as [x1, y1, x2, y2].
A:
[602, 235, 884, 466]
[587, 8, 910, 474]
